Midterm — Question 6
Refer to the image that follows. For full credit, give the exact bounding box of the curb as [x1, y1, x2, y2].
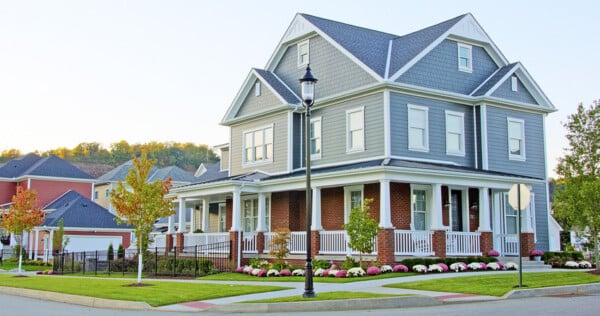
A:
[0, 286, 152, 311]
[504, 283, 600, 299]
[207, 296, 442, 313]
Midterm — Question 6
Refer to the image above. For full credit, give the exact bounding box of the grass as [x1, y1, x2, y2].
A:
[0, 274, 290, 306]
[385, 271, 600, 296]
[199, 271, 417, 283]
[244, 291, 410, 303]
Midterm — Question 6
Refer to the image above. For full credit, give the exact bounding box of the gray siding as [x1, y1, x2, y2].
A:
[491, 77, 538, 105]
[236, 79, 282, 118]
[397, 39, 497, 95]
[532, 182, 549, 251]
[230, 112, 288, 176]
[310, 93, 385, 166]
[274, 35, 377, 101]
[485, 106, 546, 178]
[390, 92, 475, 166]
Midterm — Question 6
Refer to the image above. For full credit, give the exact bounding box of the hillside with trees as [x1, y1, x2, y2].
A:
[0, 141, 219, 178]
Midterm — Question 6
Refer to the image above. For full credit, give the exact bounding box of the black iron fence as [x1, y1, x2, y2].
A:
[53, 241, 232, 277]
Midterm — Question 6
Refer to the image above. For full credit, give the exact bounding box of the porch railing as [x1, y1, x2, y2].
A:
[498, 234, 519, 256]
[319, 230, 377, 255]
[394, 230, 434, 256]
[446, 231, 481, 256]
[263, 231, 306, 254]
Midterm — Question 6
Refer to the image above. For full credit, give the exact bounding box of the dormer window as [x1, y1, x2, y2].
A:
[511, 75, 518, 92]
[457, 43, 472, 73]
[255, 82, 261, 96]
[297, 40, 309, 67]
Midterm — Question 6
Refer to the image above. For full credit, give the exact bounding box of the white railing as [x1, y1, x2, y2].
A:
[242, 232, 258, 254]
[394, 230, 434, 256]
[498, 234, 519, 256]
[319, 230, 377, 255]
[263, 231, 306, 254]
[446, 231, 481, 256]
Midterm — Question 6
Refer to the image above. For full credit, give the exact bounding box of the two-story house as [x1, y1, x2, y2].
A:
[167, 13, 556, 266]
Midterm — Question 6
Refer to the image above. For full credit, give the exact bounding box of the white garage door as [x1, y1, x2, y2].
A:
[64, 235, 123, 252]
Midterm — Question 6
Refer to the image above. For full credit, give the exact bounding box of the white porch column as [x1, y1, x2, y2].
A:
[231, 187, 242, 231]
[34, 229, 39, 260]
[429, 183, 444, 230]
[257, 192, 266, 232]
[312, 187, 322, 230]
[202, 199, 209, 232]
[478, 187, 491, 231]
[177, 198, 187, 233]
[379, 179, 393, 228]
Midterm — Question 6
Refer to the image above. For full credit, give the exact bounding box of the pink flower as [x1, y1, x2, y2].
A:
[335, 270, 347, 278]
[393, 264, 408, 272]
[366, 266, 381, 276]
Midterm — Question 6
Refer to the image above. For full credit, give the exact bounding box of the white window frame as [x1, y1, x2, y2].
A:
[410, 184, 430, 231]
[242, 124, 274, 166]
[507, 117, 526, 161]
[310, 116, 322, 160]
[346, 107, 365, 153]
[344, 185, 364, 224]
[297, 40, 309, 67]
[255, 81, 261, 96]
[445, 110, 465, 156]
[457, 43, 473, 73]
[408, 104, 429, 152]
[511, 75, 518, 92]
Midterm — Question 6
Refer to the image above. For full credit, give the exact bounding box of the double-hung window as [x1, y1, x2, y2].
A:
[243, 125, 273, 164]
[297, 40, 309, 67]
[346, 107, 365, 153]
[507, 118, 525, 160]
[445, 111, 465, 156]
[344, 185, 363, 224]
[310, 117, 322, 159]
[458, 43, 472, 72]
[408, 104, 429, 152]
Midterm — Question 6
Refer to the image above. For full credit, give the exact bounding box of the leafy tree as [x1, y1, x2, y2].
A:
[110, 152, 174, 284]
[343, 198, 380, 267]
[52, 218, 69, 253]
[0, 186, 45, 274]
[553, 100, 600, 269]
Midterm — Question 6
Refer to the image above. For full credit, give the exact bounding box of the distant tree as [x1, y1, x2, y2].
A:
[110, 152, 174, 284]
[343, 198, 380, 267]
[0, 186, 45, 275]
[52, 218, 69, 254]
[553, 100, 600, 270]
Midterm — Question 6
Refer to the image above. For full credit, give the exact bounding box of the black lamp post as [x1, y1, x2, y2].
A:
[299, 64, 317, 298]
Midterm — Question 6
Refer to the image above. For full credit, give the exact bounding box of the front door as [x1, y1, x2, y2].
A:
[451, 190, 463, 231]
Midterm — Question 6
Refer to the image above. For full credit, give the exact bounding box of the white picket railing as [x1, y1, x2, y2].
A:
[498, 234, 519, 256]
[242, 232, 258, 254]
[446, 231, 481, 256]
[394, 230, 434, 256]
[319, 230, 377, 255]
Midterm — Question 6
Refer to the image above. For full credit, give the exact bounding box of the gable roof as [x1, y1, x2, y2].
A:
[43, 190, 132, 230]
[97, 160, 197, 184]
[0, 153, 93, 180]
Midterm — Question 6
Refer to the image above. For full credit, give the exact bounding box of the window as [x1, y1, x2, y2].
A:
[255, 81, 261, 96]
[346, 107, 365, 152]
[408, 104, 429, 151]
[511, 75, 518, 92]
[218, 203, 226, 233]
[344, 185, 364, 223]
[411, 188, 427, 231]
[507, 118, 525, 160]
[310, 117, 322, 159]
[243, 125, 274, 164]
[445, 111, 465, 156]
[457, 43, 472, 72]
[297, 40, 309, 67]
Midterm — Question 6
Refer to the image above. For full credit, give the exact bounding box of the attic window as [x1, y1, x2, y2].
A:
[511, 75, 518, 92]
[457, 43, 472, 73]
[297, 40, 309, 67]
[255, 82, 261, 96]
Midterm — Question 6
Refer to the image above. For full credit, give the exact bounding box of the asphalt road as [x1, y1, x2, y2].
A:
[1, 292, 599, 316]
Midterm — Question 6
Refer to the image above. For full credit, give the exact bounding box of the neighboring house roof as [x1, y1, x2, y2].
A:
[97, 159, 197, 184]
[0, 153, 93, 180]
[43, 190, 132, 230]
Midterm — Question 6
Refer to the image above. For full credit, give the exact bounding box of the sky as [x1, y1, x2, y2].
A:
[1, 1, 598, 178]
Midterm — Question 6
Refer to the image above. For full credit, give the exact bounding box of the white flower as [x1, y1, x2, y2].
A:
[243, 266, 254, 273]
[412, 264, 428, 273]
[450, 262, 466, 272]
[487, 262, 501, 270]
[428, 264, 443, 273]
[328, 269, 339, 276]
[565, 261, 579, 268]
[314, 268, 325, 276]
[292, 269, 305, 276]
[347, 267, 365, 277]
[579, 261, 592, 268]
[251, 268, 261, 276]
[267, 269, 279, 276]
[381, 265, 393, 273]
[468, 262, 482, 271]
[505, 262, 519, 270]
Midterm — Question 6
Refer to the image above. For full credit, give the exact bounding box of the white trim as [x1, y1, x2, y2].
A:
[242, 124, 275, 167]
[344, 185, 364, 224]
[297, 39, 310, 67]
[310, 116, 322, 160]
[480, 104, 489, 170]
[507, 117, 526, 161]
[457, 42, 473, 73]
[407, 104, 429, 152]
[445, 110, 465, 156]
[346, 106, 365, 153]
[383, 90, 391, 157]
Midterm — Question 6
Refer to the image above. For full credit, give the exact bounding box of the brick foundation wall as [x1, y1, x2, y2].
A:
[391, 182, 411, 229]
[377, 228, 395, 265]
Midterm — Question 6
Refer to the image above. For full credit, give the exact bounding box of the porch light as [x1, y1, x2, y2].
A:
[299, 64, 317, 298]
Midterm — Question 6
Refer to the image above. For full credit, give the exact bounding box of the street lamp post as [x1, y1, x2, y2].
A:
[299, 64, 317, 298]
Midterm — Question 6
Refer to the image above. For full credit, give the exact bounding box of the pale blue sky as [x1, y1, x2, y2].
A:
[1, 1, 598, 178]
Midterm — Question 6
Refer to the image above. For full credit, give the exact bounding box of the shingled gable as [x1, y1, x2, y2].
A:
[0, 153, 93, 180]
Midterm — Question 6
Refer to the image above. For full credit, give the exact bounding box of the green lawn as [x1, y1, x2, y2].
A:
[0, 274, 290, 306]
[245, 291, 410, 303]
[199, 272, 417, 283]
[386, 271, 600, 296]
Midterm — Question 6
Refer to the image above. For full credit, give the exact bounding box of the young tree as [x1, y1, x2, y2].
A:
[0, 186, 45, 274]
[554, 100, 600, 269]
[110, 152, 174, 284]
[343, 198, 380, 267]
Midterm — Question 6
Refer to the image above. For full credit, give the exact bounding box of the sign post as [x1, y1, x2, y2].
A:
[508, 183, 531, 288]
